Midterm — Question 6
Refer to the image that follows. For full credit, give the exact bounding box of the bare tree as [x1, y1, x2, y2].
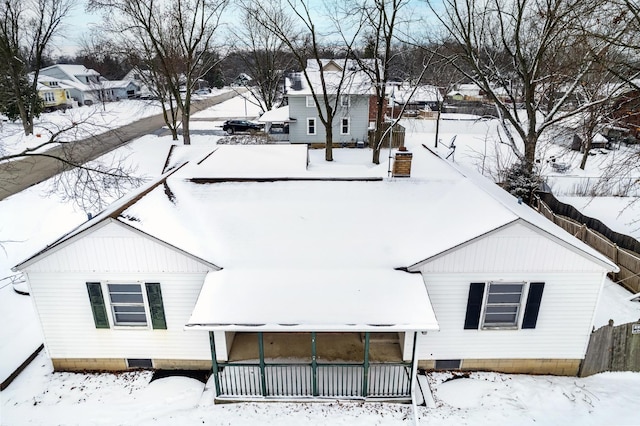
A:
[0, 0, 72, 135]
[89, 0, 229, 145]
[230, 6, 296, 114]
[348, 0, 411, 164]
[0, 113, 143, 212]
[428, 0, 626, 175]
[245, 0, 364, 161]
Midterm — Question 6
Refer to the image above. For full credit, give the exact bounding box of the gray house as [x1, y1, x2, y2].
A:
[287, 60, 374, 146]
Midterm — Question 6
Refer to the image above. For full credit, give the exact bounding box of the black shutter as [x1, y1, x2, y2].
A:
[522, 282, 545, 329]
[464, 283, 486, 329]
[145, 283, 167, 330]
[86, 282, 110, 329]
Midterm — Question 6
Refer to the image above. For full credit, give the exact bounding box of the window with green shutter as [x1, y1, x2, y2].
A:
[86, 282, 110, 329]
[145, 283, 167, 330]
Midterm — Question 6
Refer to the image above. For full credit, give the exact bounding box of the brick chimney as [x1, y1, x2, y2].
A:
[392, 146, 412, 177]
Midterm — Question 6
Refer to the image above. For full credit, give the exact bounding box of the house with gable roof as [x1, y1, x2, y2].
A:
[14, 143, 617, 402]
[287, 59, 376, 146]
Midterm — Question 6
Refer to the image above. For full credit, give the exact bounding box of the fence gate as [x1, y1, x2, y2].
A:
[580, 320, 640, 376]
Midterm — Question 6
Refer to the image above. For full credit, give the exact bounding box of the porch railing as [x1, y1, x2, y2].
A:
[209, 332, 415, 400]
[214, 362, 411, 399]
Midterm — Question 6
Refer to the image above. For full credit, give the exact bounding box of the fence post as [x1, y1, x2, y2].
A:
[362, 332, 370, 397]
[258, 332, 267, 397]
[209, 332, 221, 397]
[580, 224, 587, 241]
[311, 332, 318, 397]
[612, 244, 619, 281]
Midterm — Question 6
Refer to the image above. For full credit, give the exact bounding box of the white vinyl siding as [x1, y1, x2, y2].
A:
[414, 272, 605, 361]
[21, 221, 224, 363]
[307, 118, 316, 135]
[340, 117, 350, 135]
[418, 221, 608, 274]
[24, 221, 212, 274]
[412, 221, 609, 361]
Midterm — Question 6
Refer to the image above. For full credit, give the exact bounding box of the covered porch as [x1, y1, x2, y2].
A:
[186, 269, 439, 401]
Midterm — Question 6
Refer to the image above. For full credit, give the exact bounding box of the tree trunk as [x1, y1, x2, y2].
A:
[325, 125, 333, 162]
[580, 137, 592, 170]
[524, 133, 537, 173]
[181, 95, 191, 145]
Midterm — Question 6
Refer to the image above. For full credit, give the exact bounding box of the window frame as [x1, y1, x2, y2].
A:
[480, 281, 525, 330]
[106, 282, 151, 328]
[307, 117, 316, 135]
[340, 95, 350, 108]
[306, 96, 315, 108]
[44, 92, 55, 103]
[340, 117, 350, 135]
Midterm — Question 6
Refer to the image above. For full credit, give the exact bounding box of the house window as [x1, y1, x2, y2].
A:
[65, 90, 71, 100]
[341, 95, 350, 108]
[50, 81, 59, 87]
[482, 282, 524, 328]
[434, 360, 461, 370]
[43, 92, 55, 103]
[107, 283, 148, 326]
[341, 117, 350, 135]
[307, 118, 316, 135]
[306, 96, 315, 108]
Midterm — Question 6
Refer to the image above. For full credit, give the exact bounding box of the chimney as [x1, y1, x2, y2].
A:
[392, 146, 412, 178]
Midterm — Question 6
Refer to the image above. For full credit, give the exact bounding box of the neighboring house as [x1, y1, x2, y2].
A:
[14, 144, 617, 402]
[100, 80, 141, 100]
[123, 68, 155, 99]
[232, 73, 252, 86]
[286, 59, 375, 145]
[388, 84, 442, 118]
[35, 75, 75, 111]
[39, 64, 104, 106]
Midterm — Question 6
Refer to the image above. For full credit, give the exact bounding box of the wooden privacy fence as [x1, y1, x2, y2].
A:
[368, 123, 406, 149]
[580, 320, 640, 377]
[534, 195, 640, 293]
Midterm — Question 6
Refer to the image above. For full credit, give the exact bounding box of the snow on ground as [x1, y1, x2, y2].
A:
[1, 99, 640, 425]
[0, 88, 232, 157]
[558, 196, 640, 240]
[191, 90, 262, 120]
[2, 351, 639, 426]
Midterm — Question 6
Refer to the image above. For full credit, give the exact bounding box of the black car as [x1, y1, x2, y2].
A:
[222, 120, 263, 134]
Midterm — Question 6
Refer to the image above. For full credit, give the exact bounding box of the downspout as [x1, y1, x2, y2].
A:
[410, 331, 420, 426]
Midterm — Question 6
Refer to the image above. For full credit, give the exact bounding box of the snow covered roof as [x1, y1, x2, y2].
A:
[391, 85, 442, 104]
[258, 106, 292, 123]
[186, 269, 439, 332]
[100, 80, 139, 90]
[288, 59, 374, 96]
[42, 64, 101, 77]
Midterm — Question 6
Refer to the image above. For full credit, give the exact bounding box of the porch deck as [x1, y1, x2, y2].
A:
[211, 332, 413, 400]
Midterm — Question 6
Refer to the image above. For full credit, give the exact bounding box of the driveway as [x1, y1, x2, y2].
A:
[0, 89, 246, 200]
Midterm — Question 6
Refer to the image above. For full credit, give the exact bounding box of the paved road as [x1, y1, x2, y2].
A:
[0, 89, 245, 201]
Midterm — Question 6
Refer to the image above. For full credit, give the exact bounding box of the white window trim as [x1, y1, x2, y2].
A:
[480, 281, 526, 330]
[105, 281, 151, 329]
[341, 95, 350, 108]
[306, 96, 315, 108]
[340, 117, 350, 135]
[307, 117, 316, 135]
[44, 92, 55, 103]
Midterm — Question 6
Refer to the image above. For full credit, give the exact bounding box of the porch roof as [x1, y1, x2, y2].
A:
[185, 269, 439, 332]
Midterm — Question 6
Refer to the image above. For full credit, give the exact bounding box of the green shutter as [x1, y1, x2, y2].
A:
[86, 282, 110, 329]
[145, 283, 167, 330]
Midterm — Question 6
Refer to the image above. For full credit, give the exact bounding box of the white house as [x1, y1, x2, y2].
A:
[39, 64, 104, 105]
[287, 59, 375, 145]
[14, 144, 617, 401]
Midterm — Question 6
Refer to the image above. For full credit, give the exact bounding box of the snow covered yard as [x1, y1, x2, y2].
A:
[2, 351, 639, 425]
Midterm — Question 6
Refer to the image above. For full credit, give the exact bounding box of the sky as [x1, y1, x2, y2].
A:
[51, 0, 433, 58]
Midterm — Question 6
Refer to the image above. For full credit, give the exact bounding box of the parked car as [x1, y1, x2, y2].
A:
[194, 88, 212, 95]
[222, 120, 263, 134]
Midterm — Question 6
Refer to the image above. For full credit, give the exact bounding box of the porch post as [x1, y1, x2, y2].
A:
[209, 332, 221, 397]
[311, 331, 318, 396]
[362, 332, 370, 397]
[258, 332, 267, 397]
[410, 331, 419, 395]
